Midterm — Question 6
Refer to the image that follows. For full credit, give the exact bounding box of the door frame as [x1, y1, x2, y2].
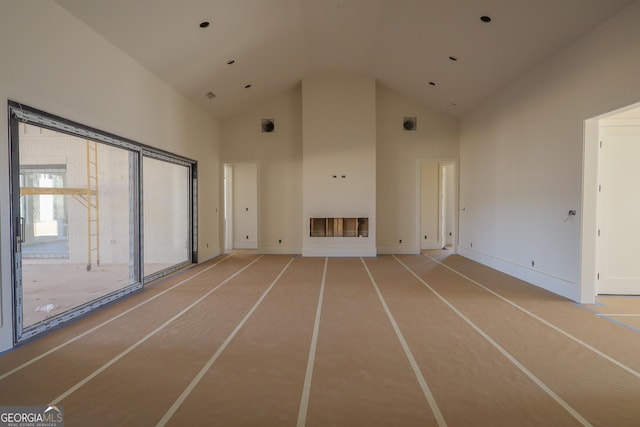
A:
[582, 102, 640, 302]
[416, 158, 458, 253]
[440, 162, 455, 248]
[222, 161, 259, 251]
[223, 163, 233, 252]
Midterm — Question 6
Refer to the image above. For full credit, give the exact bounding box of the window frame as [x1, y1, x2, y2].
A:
[8, 101, 198, 343]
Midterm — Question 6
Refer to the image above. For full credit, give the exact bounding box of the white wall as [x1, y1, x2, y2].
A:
[302, 75, 377, 257]
[0, 1, 220, 351]
[221, 86, 303, 254]
[459, 0, 640, 302]
[221, 81, 459, 256]
[376, 83, 459, 254]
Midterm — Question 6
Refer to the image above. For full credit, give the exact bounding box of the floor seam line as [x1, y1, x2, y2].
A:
[595, 313, 640, 317]
[47, 255, 264, 406]
[422, 253, 640, 379]
[156, 256, 296, 427]
[594, 315, 640, 333]
[394, 255, 593, 427]
[0, 254, 236, 382]
[362, 258, 448, 427]
[296, 257, 328, 427]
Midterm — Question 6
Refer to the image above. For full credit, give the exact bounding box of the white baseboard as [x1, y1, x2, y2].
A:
[258, 245, 301, 255]
[197, 249, 221, 263]
[377, 245, 420, 255]
[302, 246, 377, 257]
[421, 241, 444, 250]
[457, 247, 579, 302]
[233, 241, 257, 249]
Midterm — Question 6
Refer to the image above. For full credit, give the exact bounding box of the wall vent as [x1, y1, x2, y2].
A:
[261, 119, 275, 133]
[403, 117, 417, 131]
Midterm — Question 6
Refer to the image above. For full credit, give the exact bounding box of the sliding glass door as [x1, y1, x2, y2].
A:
[9, 103, 196, 342]
[143, 155, 193, 280]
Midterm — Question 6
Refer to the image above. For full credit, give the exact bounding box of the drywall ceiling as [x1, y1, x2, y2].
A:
[55, 0, 634, 119]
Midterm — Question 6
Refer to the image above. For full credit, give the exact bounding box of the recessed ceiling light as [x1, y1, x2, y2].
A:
[428, 81, 436, 86]
[480, 15, 492, 23]
[199, 21, 210, 28]
[244, 84, 252, 89]
[449, 56, 458, 61]
[205, 91, 216, 99]
[227, 59, 235, 65]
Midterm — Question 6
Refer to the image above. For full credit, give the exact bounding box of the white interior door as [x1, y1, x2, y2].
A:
[224, 164, 233, 251]
[231, 163, 258, 250]
[439, 164, 447, 248]
[420, 160, 456, 251]
[597, 125, 640, 294]
[420, 161, 440, 250]
[444, 164, 455, 246]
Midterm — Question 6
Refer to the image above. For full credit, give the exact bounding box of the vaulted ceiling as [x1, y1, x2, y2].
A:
[55, 0, 634, 119]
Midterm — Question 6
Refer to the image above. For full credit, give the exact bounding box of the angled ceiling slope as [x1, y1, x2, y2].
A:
[55, 0, 634, 119]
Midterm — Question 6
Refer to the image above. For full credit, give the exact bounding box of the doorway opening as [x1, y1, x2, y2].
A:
[223, 163, 258, 252]
[582, 102, 640, 301]
[419, 160, 457, 252]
